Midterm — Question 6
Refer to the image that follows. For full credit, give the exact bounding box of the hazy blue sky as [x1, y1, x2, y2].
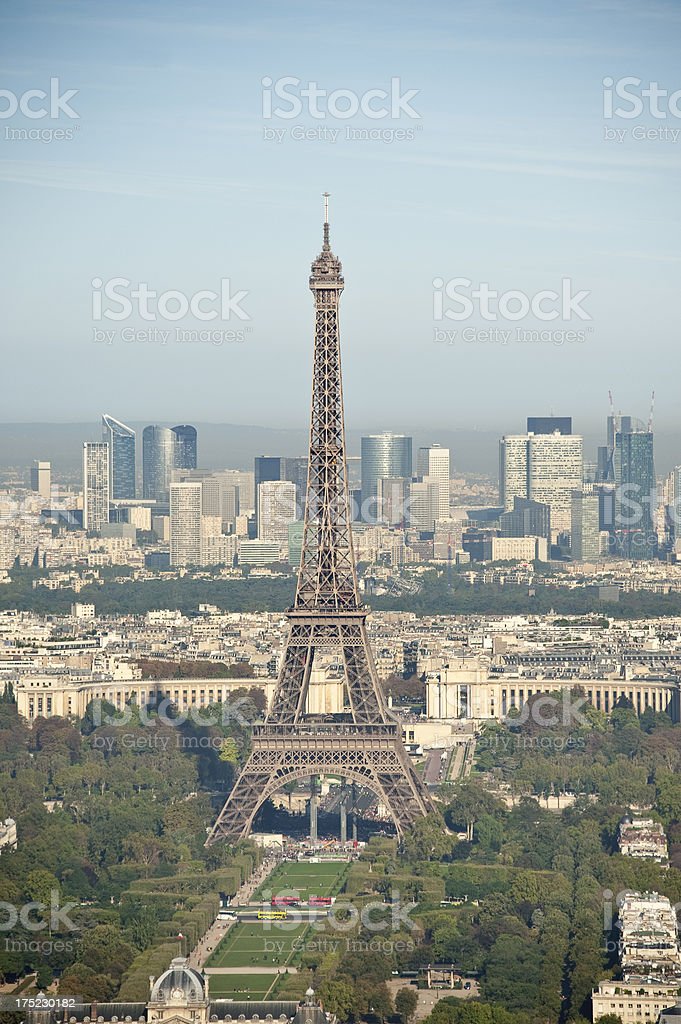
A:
[1, 0, 679, 438]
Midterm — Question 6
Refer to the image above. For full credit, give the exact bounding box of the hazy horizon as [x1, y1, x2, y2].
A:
[2, 0, 680, 433]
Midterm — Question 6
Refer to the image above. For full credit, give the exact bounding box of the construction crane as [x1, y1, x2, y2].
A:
[648, 390, 655, 433]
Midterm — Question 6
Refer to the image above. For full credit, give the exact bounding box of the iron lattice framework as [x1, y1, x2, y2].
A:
[206, 201, 433, 845]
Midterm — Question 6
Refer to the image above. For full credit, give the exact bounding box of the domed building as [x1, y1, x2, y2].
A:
[26, 960, 332, 1024]
[148, 958, 210, 1024]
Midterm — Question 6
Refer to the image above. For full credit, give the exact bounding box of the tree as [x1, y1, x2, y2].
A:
[445, 781, 506, 841]
[219, 738, 239, 763]
[402, 812, 454, 862]
[122, 832, 163, 875]
[59, 964, 115, 1000]
[319, 979, 356, 1021]
[395, 986, 418, 1024]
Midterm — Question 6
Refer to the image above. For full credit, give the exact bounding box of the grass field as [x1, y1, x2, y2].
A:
[253, 859, 349, 902]
[208, 973, 279, 1000]
[206, 921, 309, 969]
[205, 860, 350, 984]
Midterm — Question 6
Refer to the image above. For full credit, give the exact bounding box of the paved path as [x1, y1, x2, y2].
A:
[187, 854, 280, 969]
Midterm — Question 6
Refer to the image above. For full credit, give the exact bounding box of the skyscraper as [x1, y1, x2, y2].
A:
[143, 426, 176, 502]
[30, 461, 51, 500]
[613, 429, 656, 559]
[407, 478, 441, 532]
[527, 433, 583, 536]
[527, 416, 572, 435]
[500, 496, 551, 545]
[258, 479, 297, 554]
[171, 424, 198, 471]
[102, 414, 136, 499]
[253, 456, 307, 523]
[281, 456, 308, 513]
[170, 482, 202, 566]
[83, 442, 109, 533]
[499, 429, 583, 539]
[218, 470, 255, 513]
[378, 477, 410, 527]
[254, 456, 283, 525]
[571, 489, 601, 561]
[417, 444, 450, 521]
[361, 433, 412, 515]
[499, 436, 531, 510]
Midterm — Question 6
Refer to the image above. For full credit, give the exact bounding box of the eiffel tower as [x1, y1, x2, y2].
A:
[206, 198, 433, 845]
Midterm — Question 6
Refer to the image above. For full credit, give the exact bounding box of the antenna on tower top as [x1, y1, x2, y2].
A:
[322, 192, 330, 249]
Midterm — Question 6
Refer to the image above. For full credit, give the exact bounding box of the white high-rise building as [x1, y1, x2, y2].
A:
[500, 431, 583, 539]
[527, 433, 583, 536]
[408, 478, 441, 532]
[170, 482, 202, 566]
[82, 442, 109, 533]
[30, 461, 51, 500]
[417, 444, 450, 520]
[258, 480, 297, 554]
[218, 470, 255, 514]
[499, 436, 530, 511]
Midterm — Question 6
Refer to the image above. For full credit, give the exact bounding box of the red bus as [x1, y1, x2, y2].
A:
[271, 896, 300, 907]
[309, 896, 332, 906]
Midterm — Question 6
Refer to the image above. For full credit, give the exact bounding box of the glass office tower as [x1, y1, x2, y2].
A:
[102, 414, 136, 499]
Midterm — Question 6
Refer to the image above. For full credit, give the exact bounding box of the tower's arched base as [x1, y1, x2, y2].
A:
[205, 723, 431, 845]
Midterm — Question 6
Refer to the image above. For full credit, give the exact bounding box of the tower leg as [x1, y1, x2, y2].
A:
[309, 776, 318, 843]
[339, 782, 348, 843]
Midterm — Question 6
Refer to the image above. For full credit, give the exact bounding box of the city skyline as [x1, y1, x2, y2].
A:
[2, 6, 681, 1023]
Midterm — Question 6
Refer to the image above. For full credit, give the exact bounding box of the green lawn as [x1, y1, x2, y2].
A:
[208, 973, 279, 999]
[206, 921, 309, 969]
[253, 859, 348, 902]
[206, 860, 349, 981]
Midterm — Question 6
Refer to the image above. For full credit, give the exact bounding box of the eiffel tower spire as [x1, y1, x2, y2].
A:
[205, 200, 433, 845]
